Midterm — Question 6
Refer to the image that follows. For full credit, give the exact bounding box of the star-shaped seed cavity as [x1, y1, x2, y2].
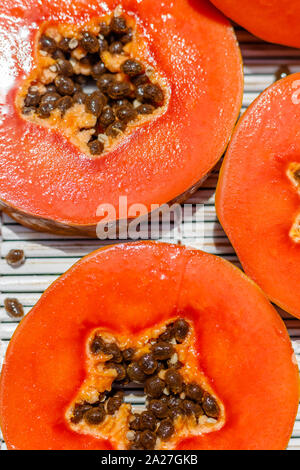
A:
[287, 162, 300, 243]
[65, 318, 225, 450]
[16, 10, 168, 158]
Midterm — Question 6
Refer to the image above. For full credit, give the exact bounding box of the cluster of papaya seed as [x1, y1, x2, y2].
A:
[22, 15, 164, 156]
[70, 318, 220, 450]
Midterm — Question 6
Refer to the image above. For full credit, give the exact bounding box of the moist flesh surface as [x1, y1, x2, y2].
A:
[66, 317, 224, 450]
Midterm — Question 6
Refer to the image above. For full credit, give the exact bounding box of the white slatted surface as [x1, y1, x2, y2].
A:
[1, 28, 300, 450]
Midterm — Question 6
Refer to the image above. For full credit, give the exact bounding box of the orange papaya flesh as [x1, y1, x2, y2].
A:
[210, 0, 300, 48]
[0, 0, 243, 235]
[216, 73, 300, 319]
[0, 242, 298, 450]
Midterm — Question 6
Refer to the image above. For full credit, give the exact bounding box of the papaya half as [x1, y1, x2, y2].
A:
[0, 242, 298, 450]
[216, 74, 300, 319]
[210, 0, 300, 48]
[0, 0, 243, 236]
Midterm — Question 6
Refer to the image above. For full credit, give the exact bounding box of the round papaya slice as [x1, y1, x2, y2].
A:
[0, 0, 243, 236]
[210, 0, 300, 48]
[0, 242, 298, 450]
[216, 74, 300, 319]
